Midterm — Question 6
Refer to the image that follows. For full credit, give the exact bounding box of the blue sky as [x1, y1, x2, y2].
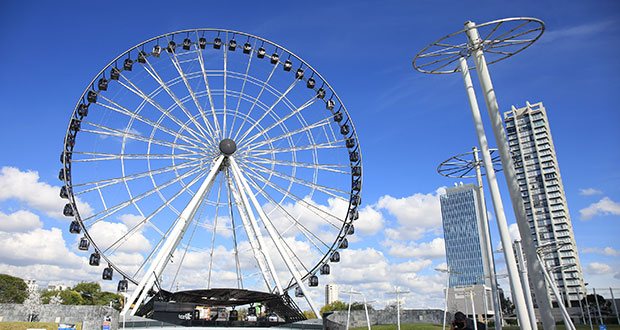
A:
[0, 0, 619, 311]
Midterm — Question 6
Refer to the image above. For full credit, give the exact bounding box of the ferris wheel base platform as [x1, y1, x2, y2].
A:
[134, 288, 307, 326]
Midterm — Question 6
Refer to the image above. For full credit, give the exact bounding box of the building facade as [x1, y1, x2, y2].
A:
[440, 184, 491, 288]
[325, 283, 339, 306]
[504, 101, 585, 306]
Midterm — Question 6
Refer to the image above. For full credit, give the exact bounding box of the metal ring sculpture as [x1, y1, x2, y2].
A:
[413, 17, 545, 74]
[59, 29, 362, 314]
[437, 149, 502, 178]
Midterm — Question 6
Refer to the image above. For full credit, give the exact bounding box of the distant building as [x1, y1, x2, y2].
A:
[504, 101, 585, 306]
[440, 183, 491, 288]
[325, 284, 338, 305]
[440, 183, 494, 317]
[26, 279, 38, 291]
[47, 283, 69, 291]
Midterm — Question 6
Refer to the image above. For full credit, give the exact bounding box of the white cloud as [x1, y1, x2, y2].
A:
[355, 205, 385, 236]
[508, 223, 521, 241]
[376, 188, 443, 240]
[0, 166, 93, 219]
[582, 247, 620, 256]
[0, 210, 42, 232]
[579, 188, 602, 196]
[584, 262, 613, 275]
[579, 197, 620, 220]
[392, 259, 433, 273]
[0, 228, 83, 267]
[541, 21, 613, 44]
[385, 237, 446, 259]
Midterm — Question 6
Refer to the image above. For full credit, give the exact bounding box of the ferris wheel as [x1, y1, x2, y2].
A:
[59, 29, 362, 318]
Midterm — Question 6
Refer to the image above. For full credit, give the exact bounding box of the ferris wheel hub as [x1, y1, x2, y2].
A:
[219, 138, 237, 155]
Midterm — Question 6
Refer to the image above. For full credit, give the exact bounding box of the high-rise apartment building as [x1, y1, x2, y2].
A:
[325, 283, 339, 305]
[504, 101, 585, 306]
[440, 183, 491, 288]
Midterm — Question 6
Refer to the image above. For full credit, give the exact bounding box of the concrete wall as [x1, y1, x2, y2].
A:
[0, 304, 119, 330]
[324, 309, 447, 330]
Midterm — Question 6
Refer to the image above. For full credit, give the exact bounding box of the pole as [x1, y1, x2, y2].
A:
[611, 288, 620, 325]
[443, 271, 449, 330]
[464, 20, 556, 330]
[577, 289, 586, 325]
[457, 55, 531, 330]
[470, 289, 478, 330]
[584, 287, 593, 330]
[593, 288, 604, 325]
[346, 289, 353, 330]
[397, 291, 401, 330]
[514, 240, 538, 329]
[473, 147, 503, 330]
[363, 295, 371, 330]
[537, 253, 576, 330]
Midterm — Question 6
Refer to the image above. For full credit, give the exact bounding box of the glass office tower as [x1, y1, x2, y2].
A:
[440, 183, 491, 288]
[504, 101, 585, 306]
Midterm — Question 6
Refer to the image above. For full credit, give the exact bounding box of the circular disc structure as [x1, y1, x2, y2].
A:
[413, 17, 545, 74]
[437, 149, 502, 178]
[59, 29, 362, 312]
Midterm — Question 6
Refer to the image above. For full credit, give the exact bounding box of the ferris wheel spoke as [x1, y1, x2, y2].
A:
[243, 171, 330, 252]
[416, 52, 461, 69]
[101, 163, 215, 257]
[240, 154, 351, 175]
[240, 117, 332, 153]
[479, 21, 504, 45]
[82, 164, 209, 226]
[240, 95, 318, 147]
[164, 38, 219, 142]
[115, 73, 209, 144]
[232, 62, 279, 142]
[237, 79, 301, 145]
[243, 139, 347, 157]
[80, 120, 207, 154]
[483, 49, 513, 56]
[223, 36, 229, 139]
[225, 169, 244, 289]
[416, 48, 463, 58]
[97, 94, 209, 149]
[207, 173, 225, 289]
[71, 155, 209, 194]
[486, 26, 543, 49]
[236, 161, 343, 229]
[70, 151, 200, 162]
[140, 58, 214, 143]
[239, 158, 351, 200]
[487, 38, 535, 49]
[195, 38, 222, 138]
[228, 37, 257, 140]
[429, 54, 463, 73]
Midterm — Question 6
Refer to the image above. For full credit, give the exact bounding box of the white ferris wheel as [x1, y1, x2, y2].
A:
[59, 29, 362, 318]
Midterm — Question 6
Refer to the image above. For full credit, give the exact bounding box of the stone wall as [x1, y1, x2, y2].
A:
[324, 309, 447, 330]
[0, 304, 119, 330]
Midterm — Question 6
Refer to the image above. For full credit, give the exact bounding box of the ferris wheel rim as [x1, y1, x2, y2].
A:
[60, 29, 363, 291]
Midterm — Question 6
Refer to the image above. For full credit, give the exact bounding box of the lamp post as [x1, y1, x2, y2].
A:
[435, 267, 461, 330]
[386, 287, 410, 330]
[413, 18, 554, 330]
[341, 289, 374, 330]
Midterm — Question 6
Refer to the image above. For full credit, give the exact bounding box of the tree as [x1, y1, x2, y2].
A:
[41, 290, 60, 304]
[303, 310, 317, 319]
[70, 281, 123, 309]
[60, 290, 84, 305]
[23, 282, 42, 321]
[350, 301, 373, 311]
[320, 300, 348, 314]
[0, 274, 28, 303]
[500, 295, 515, 316]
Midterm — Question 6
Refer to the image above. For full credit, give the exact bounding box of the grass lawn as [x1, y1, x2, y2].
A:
[349, 324, 620, 330]
[0, 322, 82, 330]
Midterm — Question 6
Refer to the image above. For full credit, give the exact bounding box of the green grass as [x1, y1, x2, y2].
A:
[0, 322, 82, 330]
[349, 324, 620, 330]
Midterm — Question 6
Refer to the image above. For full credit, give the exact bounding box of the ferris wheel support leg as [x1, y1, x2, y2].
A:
[457, 56, 532, 330]
[464, 20, 555, 330]
[227, 170, 281, 294]
[121, 155, 225, 317]
[229, 157, 322, 319]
